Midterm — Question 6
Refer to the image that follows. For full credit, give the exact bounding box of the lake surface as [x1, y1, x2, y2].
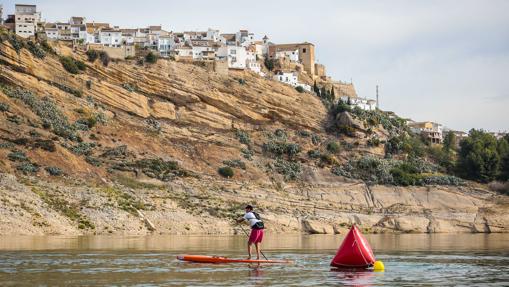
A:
[0, 233, 508, 286]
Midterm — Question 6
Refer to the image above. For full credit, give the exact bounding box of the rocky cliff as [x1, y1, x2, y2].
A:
[0, 35, 507, 235]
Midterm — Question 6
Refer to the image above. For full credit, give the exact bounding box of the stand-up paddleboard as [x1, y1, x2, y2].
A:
[177, 255, 292, 264]
[330, 225, 376, 268]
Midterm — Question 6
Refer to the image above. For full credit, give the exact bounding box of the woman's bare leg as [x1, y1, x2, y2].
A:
[247, 242, 252, 259]
[255, 242, 260, 260]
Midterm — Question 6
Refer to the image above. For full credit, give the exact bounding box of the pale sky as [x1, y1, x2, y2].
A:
[2, 0, 508, 132]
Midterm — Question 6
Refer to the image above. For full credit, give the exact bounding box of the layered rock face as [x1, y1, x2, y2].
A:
[0, 39, 507, 235]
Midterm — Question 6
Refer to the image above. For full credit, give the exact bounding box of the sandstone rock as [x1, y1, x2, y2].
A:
[301, 219, 334, 234]
[336, 111, 364, 130]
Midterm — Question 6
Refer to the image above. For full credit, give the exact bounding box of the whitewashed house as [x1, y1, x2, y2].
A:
[174, 45, 193, 59]
[273, 71, 298, 86]
[99, 29, 122, 47]
[159, 35, 174, 57]
[236, 30, 255, 47]
[216, 45, 247, 69]
[120, 29, 136, 45]
[340, 96, 377, 111]
[205, 28, 220, 42]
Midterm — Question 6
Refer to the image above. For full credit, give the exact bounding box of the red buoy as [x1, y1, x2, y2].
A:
[330, 225, 376, 268]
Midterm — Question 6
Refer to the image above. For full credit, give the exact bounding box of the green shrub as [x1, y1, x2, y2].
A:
[295, 86, 304, 93]
[0, 102, 9, 112]
[146, 118, 161, 133]
[45, 166, 63, 176]
[69, 142, 96, 156]
[338, 125, 356, 137]
[1, 87, 78, 140]
[26, 40, 46, 59]
[326, 141, 341, 153]
[235, 129, 251, 145]
[307, 149, 321, 159]
[8, 34, 24, 53]
[33, 139, 56, 152]
[86, 49, 99, 62]
[145, 51, 158, 63]
[99, 51, 110, 66]
[241, 148, 254, 160]
[223, 159, 246, 170]
[51, 82, 82, 97]
[122, 83, 137, 92]
[274, 129, 287, 140]
[311, 134, 321, 145]
[8, 150, 28, 162]
[40, 40, 55, 54]
[16, 162, 39, 174]
[60, 56, 83, 74]
[218, 166, 234, 178]
[367, 137, 381, 147]
[273, 158, 301, 180]
[238, 78, 246, 85]
[298, 130, 310, 137]
[75, 117, 97, 129]
[112, 158, 190, 181]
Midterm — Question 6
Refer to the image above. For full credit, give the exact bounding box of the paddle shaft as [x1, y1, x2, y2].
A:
[238, 224, 269, 261]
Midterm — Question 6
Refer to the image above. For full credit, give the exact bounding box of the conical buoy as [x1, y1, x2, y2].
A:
[373, 260, 384, 271]
[330, 225, 376, 268]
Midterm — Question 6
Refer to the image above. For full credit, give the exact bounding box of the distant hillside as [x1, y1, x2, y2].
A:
[0, 31, 507, 236]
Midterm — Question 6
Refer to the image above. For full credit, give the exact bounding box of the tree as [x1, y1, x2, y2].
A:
[498, 135, 509, 180]
[320, 86, 327, 99]
[313, 81, 319, 94]
[457, 129, 500, 182]
[264, 58, 274, 71]
[331, 87, 335, 99]
[442, 131, 457, 152]
[145, 51, 158, 64]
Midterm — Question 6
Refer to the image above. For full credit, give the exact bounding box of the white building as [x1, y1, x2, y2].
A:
[14, 4, 41, 38]
[174, 45, 193, 58]
[45, 27, 59, 40]
[273, 71, 298, 87]
[236, 30, 255, 46]
[340, 96, 377, 111]
[158, 35, 174, 57]
[217, 45, 247, 69]
[205, 28, 220, 42]
[99, 29, 122, 47]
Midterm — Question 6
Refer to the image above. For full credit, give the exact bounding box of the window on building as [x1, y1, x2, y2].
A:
[303, 48, 306, 53]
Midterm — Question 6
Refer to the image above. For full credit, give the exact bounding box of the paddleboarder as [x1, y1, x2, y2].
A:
[237, 205, 265, 260]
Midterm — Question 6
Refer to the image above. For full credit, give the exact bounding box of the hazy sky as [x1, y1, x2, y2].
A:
[2, 0, 508, 131]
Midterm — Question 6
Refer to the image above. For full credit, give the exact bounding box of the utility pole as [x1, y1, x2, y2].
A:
[376, 85, 379, 109]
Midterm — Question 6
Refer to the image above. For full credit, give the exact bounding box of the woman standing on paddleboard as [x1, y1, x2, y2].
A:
[237, 205, 265, 260]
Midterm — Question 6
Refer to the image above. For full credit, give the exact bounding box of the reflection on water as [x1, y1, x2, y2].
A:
[0, 233, 508, 286]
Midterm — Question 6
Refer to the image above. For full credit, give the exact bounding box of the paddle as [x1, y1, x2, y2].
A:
[238, 223, 269, 261]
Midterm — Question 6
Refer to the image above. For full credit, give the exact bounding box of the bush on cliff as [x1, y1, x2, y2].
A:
[145, 51, 158, 64]
[86, 49, 99, 62]
[99, 51, 110, 66]
[218, 166, 234, 178]
[60, 56, 86, 74]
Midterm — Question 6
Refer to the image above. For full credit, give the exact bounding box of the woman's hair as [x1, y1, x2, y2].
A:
[245, 205, 253, 210]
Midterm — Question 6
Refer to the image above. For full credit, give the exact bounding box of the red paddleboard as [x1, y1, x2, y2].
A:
[330, 225, 376, 268]
[177, 255, 292, 264]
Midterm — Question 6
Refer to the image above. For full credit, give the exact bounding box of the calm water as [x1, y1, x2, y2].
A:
[0, 233, 508, 286]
